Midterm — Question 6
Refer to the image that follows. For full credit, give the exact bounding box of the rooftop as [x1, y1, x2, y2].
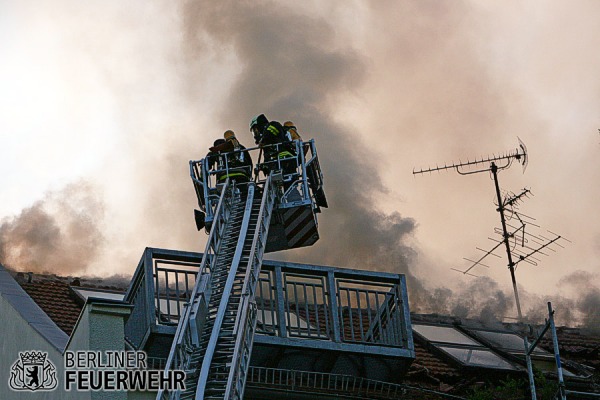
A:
[11, 270, 128, 335]
[4, 266, 599, 397]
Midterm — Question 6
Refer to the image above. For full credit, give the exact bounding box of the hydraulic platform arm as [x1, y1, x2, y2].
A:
[159, 175, 277, 400]
[161, 136, 327, 400]
[158, 178, 236, 400]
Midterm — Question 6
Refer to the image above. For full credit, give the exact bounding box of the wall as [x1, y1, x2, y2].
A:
[0, 287, 138, 399]
[64, 299, 132, 400]
[0, 294, 66, 400]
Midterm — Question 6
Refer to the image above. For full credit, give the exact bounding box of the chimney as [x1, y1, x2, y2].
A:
[15, 272, 25, 284]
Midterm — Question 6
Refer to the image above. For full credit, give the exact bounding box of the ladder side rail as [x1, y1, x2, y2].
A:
[203, 185, 235, 276]
[157, 179, 232, 400]
[227, 301, 258, 400]
[226, 175, 277, 400]
[231, 176, 276, 333]
[196, 184, 257, 399]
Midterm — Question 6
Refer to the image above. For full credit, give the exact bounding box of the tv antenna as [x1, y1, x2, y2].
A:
[413, 137, 528, 176]
[414, 138, 569, 321]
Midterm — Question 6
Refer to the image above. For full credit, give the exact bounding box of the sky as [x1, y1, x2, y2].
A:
[1, 0, 599, 327]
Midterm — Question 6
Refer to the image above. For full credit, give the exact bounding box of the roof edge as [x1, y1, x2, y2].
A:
[0, 264, 69, 352]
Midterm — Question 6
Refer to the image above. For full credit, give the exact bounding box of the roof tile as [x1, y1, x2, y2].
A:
[19, 280, 82, 335]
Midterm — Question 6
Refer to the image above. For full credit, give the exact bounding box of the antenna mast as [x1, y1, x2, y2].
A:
[490, 161, 523, 319]
[414, 138, 567, 321]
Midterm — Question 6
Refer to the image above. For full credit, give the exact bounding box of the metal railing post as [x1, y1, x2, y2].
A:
[274, 266, 287, 338]
[326, 271, 341, 342]
[524, 336, 537, 400]
[548, 302, 567, 400]
[144, 249, 156, 329]
[399, 275, 413, 351]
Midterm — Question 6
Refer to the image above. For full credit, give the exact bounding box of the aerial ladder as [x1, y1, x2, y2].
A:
[158, 139, 327, 400]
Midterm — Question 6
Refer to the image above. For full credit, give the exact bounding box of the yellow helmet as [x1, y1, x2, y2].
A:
[283, 121, 295, 128]
[224, 130, 236, 140]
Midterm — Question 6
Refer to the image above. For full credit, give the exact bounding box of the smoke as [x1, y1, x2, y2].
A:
[2, 1, 422, 316]
[0, 181, 104, 275]
[410, 277, 513, 323]
[558, 271, 600, 332]
[2, 1, 600, 329]
[409, 270, 600, 329]
[179, 1, 418, 280]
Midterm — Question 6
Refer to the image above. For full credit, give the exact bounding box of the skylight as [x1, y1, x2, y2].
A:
[440, 347, 516, 369]
[471, 329, 548, 355]
[412, 324, 519, 371]
[413, 324, 480, 346]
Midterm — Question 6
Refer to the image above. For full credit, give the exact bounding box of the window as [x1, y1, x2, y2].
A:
[413, 324, 519, 371]
[467, 328, 579, 377]
[470, 329, 547, 355]
[413, 324, 480, 346]
[440, 347, 516, 369]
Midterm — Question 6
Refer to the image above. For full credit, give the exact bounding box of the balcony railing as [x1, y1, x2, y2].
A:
[245, 367, 465, 400]
[123, 248, 203, 349]
[124, 248, 413, 355]
[252, 261, 413, 354]
[191, 139, 327, 231]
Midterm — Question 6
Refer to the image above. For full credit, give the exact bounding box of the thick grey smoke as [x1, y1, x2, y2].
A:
[180, 1, 418, 278]
[410, 277, 513, 323]
[0, 181, 104, 274]
[411, 271, 600, 329]
[558, 271, 600, 332]
[2, 1, 599, 329]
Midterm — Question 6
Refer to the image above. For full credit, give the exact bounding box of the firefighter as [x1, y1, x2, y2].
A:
[283, 121, 309, 156]
[206, 138, 227, 182]
[194, 138, 227, 231]
[209, 130, 253, 184]
[250, 114, 296, 175]
[283, 121, 302, 142]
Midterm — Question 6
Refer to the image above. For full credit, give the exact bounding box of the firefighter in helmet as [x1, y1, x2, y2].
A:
[209, 130, 253, 184]
[283, 121, 302, 142]
[283, 120, 310, 156]
[250, 114, 296, 175]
